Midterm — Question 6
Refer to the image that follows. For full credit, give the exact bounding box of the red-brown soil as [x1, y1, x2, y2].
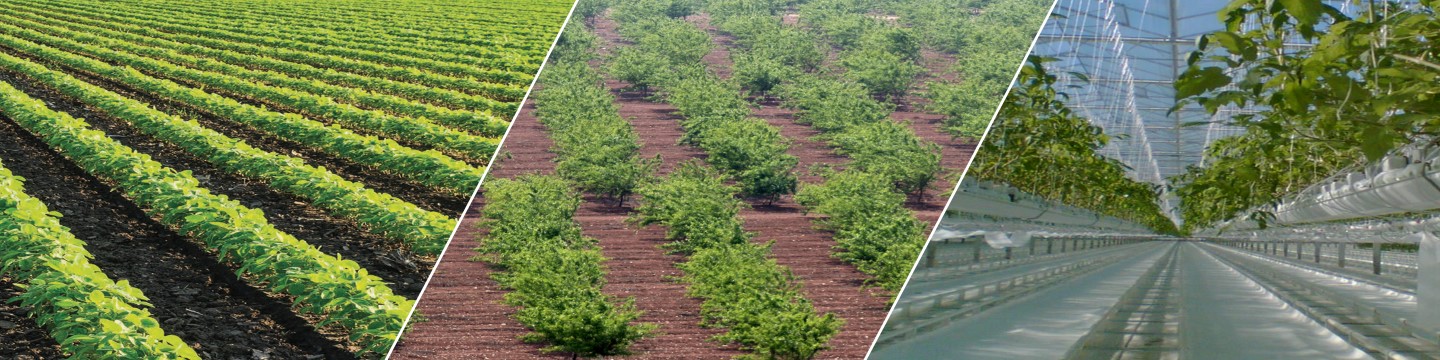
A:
[688, 13, 976, 226]
[899, 48, 977, 223]
[398, 10, 983, 360]
[392, 80, 740, 358]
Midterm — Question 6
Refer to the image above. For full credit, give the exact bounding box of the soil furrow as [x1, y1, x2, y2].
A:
[0, 66, 431, 296]
[896, 47, 973, 224]
[389, 197, 548, 359]
[0, 111, 348, 359]
[680, 15, 903, 358]
[398, 65, 740, 357]
[0, 278, 64, 360]
[0, 43, 466, 216]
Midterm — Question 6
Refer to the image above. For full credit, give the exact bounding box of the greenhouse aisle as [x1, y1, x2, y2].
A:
[869, 241, 1415, 360]
[898, 242, 1155, 303]
[871, 242, 1172, 359]
[1179, 244, 1370, 359]
[1206, 245, 1417, 320]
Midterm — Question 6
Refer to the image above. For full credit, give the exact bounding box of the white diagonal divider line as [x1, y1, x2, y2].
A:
[381, 1, 582, 356]
[862, 0, 1064, 357]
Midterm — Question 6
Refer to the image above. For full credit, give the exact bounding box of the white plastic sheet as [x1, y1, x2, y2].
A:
[1419, 231, 1440, 331]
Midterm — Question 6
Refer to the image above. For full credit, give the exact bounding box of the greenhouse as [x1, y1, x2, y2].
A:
[871, 0, 1440, 358]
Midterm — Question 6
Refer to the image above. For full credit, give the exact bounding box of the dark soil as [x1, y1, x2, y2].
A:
[0, 113, 347, 359]
[0, 39, 469, 216]
[0, 278, 63, 360]
[0, 67, 431, 296]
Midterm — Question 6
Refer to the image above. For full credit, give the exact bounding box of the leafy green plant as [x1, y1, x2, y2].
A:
[842, 47, 920, 98]
[0, 2, 517, 116]
[795, 169, 926, 291]
[827, 121, 942, 195]
[475, 176, 655, 356]
[971, 56, 1178, 234]
[0, 160, 200, 359]
[631, 162, 841, 357]
[732, 52, 797, 94]
[0, 48, 455, 255]
[0, 79, 411, 357]
[698, 119, 799, 201]
[0, 22, 499, 162]
[1169, 0, 1440, 231]
[606, 46, 672, 90]
[0, 29, 484, 194]
[539, 59, 658, 201]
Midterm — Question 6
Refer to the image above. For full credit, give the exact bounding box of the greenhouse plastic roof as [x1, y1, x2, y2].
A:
[1035, 0, 1372, 185]
[1035, 0, 1251, 184]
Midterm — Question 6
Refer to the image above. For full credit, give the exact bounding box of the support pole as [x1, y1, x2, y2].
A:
[1373, 241, 1383, 275]
[1338, 243, 1347, 268]
[1030, 238, 1036, 256]
[1418, 232, 1438, 330]
[925, 245, 936, 268]
[1314, 243, 1321, 263]
[1005, 247, 1013, 260]
[1048, 239, 1054, 254]
[973, 242, 982, 263]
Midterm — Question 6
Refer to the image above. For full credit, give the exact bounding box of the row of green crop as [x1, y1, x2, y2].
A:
[533, 57, 656, 199]
[773, 76, 942, 195]
[12, 1, 522, 101]
[698, 0, 939, 292]
[784, 0, 1047, 137]
[68, 0, 544, 75]
[632, 162, 842, 358]
[606, 10, 800, 201]
[1170, 0, 1428, 232]
[0, 48, 453, 255]
[474, 176, 654, 356]
[0, 30, 484, 194]
[23, 0, 530, 88]
[112, 0, 568, 52]
[0, 1, 513, 116]
[699, 1, 943, 196]
[528, 19, 840, 357]
[0, 20, 500, 163]
[113, 0, 552, 59]
[890, 0, 1051, 137]
[469, 27, 658, 356]
[0, 79, 412, 356]
[787, 0, 927, 99]
[971, 57, 1178, 234]
[793, 170, 927, 292]
[0, 12, 508, 136]
[0, 159, 200, 359]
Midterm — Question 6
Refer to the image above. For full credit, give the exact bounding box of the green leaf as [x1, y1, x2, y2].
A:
[1276, 0, 1323, 27]
[1175, 67, 1233, 100]
[1360, 126, 1394, 161]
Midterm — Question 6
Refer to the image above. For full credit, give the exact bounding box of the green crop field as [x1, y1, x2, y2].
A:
[0, 0, 570, 358]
